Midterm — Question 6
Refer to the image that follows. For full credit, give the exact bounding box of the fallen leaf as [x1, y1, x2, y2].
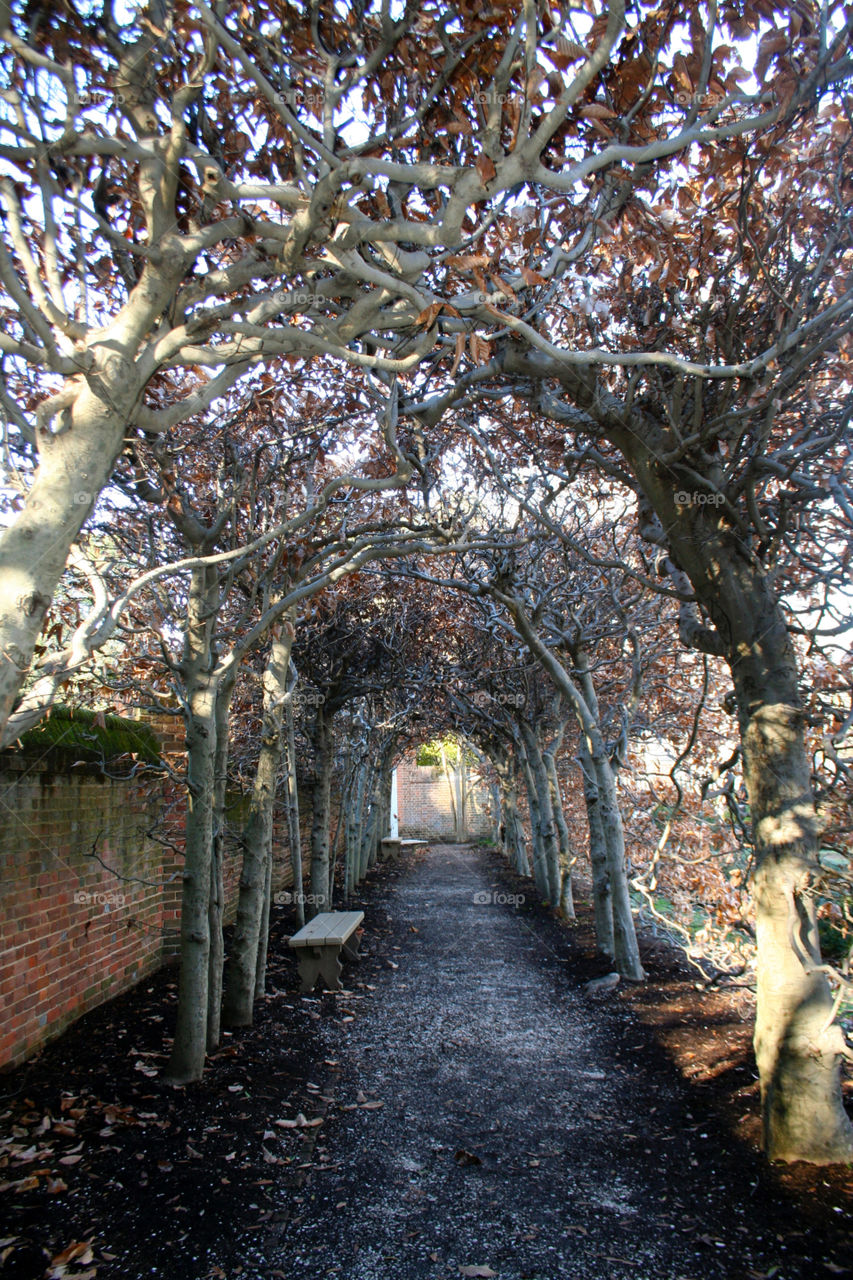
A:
[459, 1268, 497, 1278]
[11, 1175, 40, 1193]
[360, 1101, 383, 1111]
[51, 1240, 94, 1266]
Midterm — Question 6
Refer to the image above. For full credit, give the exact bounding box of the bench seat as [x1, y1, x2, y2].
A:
[288, 910, 364, 992]
[380, 837, 430, 862]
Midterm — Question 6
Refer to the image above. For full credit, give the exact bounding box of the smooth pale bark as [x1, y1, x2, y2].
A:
[588, 732, 643, 980]
[519, 724, 562, 905]
[359, 759, 381, 880]
[166, 568, 220, 1083]
[505, 602, 643, 979]
[489, 777, 502, 846]
[222, 631, 292, 1027]
[309, 705, 334, 915]
[0, 384, 134, 743]
[380, 766, 394, 852]
[207, 681, 234, 1051]
[254, 837, 274, 1000]
[344, 759, 361, 895]
[328, 785, 347, 907]
[517, 735, 553, 901]
[502, 754, 530, 876]
[578, 737, 615, 959]
[284, 694, 304, 927]
[571, 655, 643, 980]
[544, 745, 575, 918]
[351, 757, 370, 888]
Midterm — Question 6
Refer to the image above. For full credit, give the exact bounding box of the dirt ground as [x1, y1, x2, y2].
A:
[1, 842, 852, 1280]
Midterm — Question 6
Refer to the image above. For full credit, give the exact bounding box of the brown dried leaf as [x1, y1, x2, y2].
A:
[475, 154, 497, 185]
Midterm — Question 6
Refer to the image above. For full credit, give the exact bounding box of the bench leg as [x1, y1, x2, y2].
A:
[294, 931, 366, 991]
[318, 945, 344, 991]
[341, 933, 361, 964]
[296, 948, 324, 993]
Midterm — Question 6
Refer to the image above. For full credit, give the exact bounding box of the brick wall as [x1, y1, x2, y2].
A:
[395, 754, 493, 841]
[0, 740, 295, 1070]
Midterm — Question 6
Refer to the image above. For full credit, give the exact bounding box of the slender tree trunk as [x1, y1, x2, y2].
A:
[489, 776, 502, 846]
[222, 631, 292, 1027]
[569, 656, 643, 979]
[588, 734, 644, 980]
[349, 756, 369, 889]
[166, 567, 220, 1083]
[501, 599, 641, 970]
[255, 840, 274, 1000]
[517, 736, 552, 901]
[284, 693, 304, 927]
[493, 749, 526, 872]
[578, 737, 615, 959]
[519, 724, 562, 905]
[328, 785, 347, 907]
[359, 759, 381, 880]
[207, 679, 234, 1051]
[545, 745, 575, 918]
[309, 705, 334, 915]
[373, 750, 395, 864]
[507, 754, 530, 876]
[344, 758, 360, 895]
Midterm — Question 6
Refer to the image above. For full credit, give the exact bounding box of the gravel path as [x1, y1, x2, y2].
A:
[254, 844, 790, 1280]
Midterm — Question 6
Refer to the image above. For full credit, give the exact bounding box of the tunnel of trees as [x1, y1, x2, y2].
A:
[0, 0, 852, 1166]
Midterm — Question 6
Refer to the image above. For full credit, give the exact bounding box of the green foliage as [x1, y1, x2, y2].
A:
[415, 735, 477, 767]
[11, 706, 161, 767]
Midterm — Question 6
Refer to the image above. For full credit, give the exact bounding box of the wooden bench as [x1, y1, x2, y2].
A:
[380, 837, 430, 863]
[288, 910, 364, 992]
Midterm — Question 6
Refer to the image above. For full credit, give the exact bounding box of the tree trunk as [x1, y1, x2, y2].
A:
[222, 631, 291, 1027]
[732, 597, 853, 1161]
[207, 679, 234, 1051]
[284, 693, 304, 927]
[359, 759, 381, 880]
[0, 388, 129, 744]
[255, 837, 274, 1000]
[627, 451, 853, 1160]
[505, 754, 530, 876]
[165, 563, 221, 1084]
[519, 724, 562, 905]
[578, 737, 615, 959]
[309, 705, 334, 915]
[545, 745, 575, 918]
[588, 734, 644, 980]
[489, 776, 502, 846]
[517, 734, 553, 901]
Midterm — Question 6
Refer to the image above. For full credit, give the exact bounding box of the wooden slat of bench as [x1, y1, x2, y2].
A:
[317, 911, 363, 945]
[289, 910, 364, 948]
[289, 916, 329, 946]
